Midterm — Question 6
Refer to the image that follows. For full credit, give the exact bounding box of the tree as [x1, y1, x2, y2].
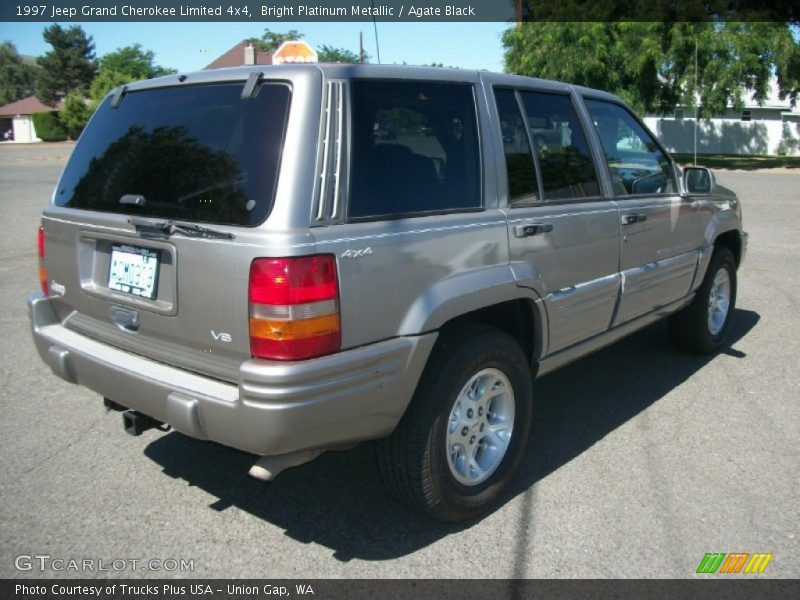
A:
[36, 24, 97, 105]
[0, 41, 39, 105]
[317, 44, 368, 64]
[248, 29, 304, 52]
[31, 111, 66, 141]
[89, 44, 176, 103]
[59, 91, 91, 138]
[502, 22, 800, 118]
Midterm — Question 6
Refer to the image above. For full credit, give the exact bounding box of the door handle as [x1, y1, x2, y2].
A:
[621, 213, 647, 225]
[514, 223, 553, 238]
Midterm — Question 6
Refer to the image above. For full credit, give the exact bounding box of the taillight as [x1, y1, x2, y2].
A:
[37, 225, 49, 296]
[249, 255, 340, 360]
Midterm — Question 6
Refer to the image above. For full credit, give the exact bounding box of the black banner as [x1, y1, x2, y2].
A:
[2, 580, 800, 600]
[2, 0, 798, 23]
[6, 1, 515, 22]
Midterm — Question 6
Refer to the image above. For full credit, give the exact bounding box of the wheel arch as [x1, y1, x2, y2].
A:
[714, 229, 742, 267]
[435, 297, 545, 370]
[694, 212, 744, 288]
[396, 265, 548, 370]
[702, 210, 743, 263]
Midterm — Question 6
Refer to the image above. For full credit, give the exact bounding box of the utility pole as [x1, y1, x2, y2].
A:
[371, 0, 381, 64]
[359, 31, 365, 64]
[694, 33, 698, 166]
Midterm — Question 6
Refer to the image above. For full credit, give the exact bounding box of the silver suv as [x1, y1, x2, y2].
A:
[29, 65, 747, 522]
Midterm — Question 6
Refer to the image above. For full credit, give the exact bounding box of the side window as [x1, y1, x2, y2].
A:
[519, 91, 601, 200]
[585, 99, 678, 196]
[348, 81, 481, 220]
[494, 88, 538, 204]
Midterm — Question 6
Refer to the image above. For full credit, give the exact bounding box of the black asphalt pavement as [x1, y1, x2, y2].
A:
[0, 143, 797, 578]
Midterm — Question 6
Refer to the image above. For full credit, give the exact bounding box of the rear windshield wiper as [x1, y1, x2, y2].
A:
[128, 216, 235, 240]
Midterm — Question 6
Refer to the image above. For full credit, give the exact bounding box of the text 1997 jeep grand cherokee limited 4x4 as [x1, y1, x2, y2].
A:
[29, 65, 747, 522]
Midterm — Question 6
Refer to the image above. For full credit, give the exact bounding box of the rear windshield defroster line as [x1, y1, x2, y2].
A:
[55, 82, 291, 228]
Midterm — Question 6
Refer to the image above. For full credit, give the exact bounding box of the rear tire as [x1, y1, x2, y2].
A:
[669, 246, 737, 355]
[377, 325, 533, 522]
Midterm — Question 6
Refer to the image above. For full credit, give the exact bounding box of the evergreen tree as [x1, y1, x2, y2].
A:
[0, 41, 39, 105]
[36, 24, 97, 105]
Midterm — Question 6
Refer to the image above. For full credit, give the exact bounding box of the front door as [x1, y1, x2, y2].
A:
[584, 99, 699, 325]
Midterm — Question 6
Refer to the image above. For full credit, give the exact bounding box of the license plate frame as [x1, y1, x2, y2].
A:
[107, 244, 161, 300]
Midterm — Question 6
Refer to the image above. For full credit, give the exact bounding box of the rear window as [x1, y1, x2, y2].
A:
[55, 82, 291, 227]
[348, 80, 481, 220]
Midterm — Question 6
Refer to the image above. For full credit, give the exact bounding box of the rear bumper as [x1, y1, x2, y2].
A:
[28, 293, 436, 456]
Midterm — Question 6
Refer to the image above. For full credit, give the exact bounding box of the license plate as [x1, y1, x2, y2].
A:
[108, 244, 160, 299]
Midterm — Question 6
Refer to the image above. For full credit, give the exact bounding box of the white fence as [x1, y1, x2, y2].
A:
[643, 117, 800, 156]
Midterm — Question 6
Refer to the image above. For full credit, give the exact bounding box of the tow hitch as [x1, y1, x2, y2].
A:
[122, 410, 170, 436]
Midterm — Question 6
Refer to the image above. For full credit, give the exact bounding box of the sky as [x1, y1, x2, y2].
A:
[0, 21, 510, 72]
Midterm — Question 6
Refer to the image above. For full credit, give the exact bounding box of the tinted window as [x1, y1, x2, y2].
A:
[494, 88, 538, 203]
[519, 91, 600, 200]
[349, 81, 481, 219]
[55, 83, 291, 227]
[585, 99, 677, 196]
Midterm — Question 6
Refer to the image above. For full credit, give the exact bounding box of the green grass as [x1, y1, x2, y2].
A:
[672, 153, 800, 170]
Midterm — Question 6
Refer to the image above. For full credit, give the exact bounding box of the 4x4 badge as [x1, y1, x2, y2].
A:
[341, 247, 373, 258]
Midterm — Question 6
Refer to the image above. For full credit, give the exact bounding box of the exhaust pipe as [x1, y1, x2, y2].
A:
[122, 410, 168, 436]
[248, 443, 358, 481]
[249, 449, 322, 481]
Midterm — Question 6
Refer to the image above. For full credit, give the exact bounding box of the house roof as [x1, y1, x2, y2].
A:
[0, 95, 60, 117]
[205, 40, 274, 69]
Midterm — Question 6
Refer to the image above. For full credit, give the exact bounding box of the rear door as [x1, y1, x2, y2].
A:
[583, 99, 699, 325]
[41, 79, 294, 382]
[311, 77, 506, 349]
[493, 86, 621, 354]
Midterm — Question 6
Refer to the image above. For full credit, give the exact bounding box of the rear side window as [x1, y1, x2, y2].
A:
[55, 83, 291, 227]
[494, 88, 539, 204]
[584, 99, 678, 196]
[519, 91, 600, 200]
[348, 81, 481, 220]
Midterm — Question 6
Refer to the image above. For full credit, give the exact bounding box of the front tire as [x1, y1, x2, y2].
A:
[377, 325, 533, 522]
[669, 246, 737, 354]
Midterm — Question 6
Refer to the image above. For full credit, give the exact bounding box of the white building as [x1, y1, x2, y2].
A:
[0, 96, 61, 143]
[644, 78, 800, 156]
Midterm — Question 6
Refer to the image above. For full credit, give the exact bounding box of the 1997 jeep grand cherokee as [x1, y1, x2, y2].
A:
[29, 65, 747, 522]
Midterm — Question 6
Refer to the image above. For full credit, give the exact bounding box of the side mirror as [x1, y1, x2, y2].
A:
[683, 166, 715, 195]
